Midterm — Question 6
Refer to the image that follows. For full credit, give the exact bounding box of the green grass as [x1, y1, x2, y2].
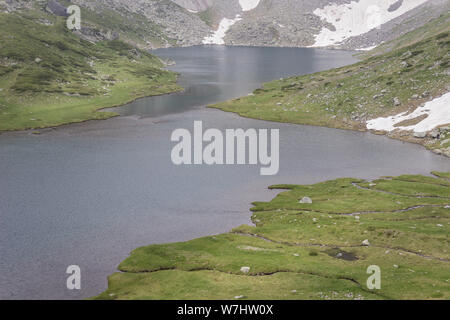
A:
[210, 14, 450, 154]
[0, 10, 181, 131]
[360, 13, 450, 58]
[433, 172, 450, 179]
[94, 173, 450, 300]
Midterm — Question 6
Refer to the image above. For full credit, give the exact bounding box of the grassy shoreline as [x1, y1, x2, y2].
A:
[95, 172, 450, 300]
[209, 14, 450, 157]
[0, 11, 182, 132]
[0, 81, 183, 134]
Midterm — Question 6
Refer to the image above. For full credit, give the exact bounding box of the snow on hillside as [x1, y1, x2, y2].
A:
[202, 0, 260, 45]
[312, 0, 429, 47]
[203, 15, 242, 44]
[239, 0, 260, 11]
[366, 92, 450, 133]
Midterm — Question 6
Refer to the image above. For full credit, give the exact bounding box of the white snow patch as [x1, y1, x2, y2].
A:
[366, 92, 450, 133]
[187, 9, 198, 13]
[312, 0, 429, 47]
[357, 45, 377, 51]
[239, 0, 261, 12]
[202, 15, 242, 45]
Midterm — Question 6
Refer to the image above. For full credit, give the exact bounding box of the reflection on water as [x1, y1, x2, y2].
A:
[114, 45, 358, 117]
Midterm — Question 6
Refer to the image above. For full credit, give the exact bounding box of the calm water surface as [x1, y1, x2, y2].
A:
[1, 46, 449, 300]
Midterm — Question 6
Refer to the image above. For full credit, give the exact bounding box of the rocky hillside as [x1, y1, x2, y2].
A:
[171, 0, 449, 49]
[2, 0, 448, 49]
[0, 0, 211, 49]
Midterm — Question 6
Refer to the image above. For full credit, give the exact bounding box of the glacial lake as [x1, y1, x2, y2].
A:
[1, 46, 449, 300]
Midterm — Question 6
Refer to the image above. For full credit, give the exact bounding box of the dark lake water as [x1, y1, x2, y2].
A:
[0, 46, 449, 300]
[114, 46, 360, 117]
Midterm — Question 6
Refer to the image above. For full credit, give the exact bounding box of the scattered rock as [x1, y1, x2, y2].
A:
[362, 239, 371, 246]
[430, 130, 440, 139]
[401, 51, 412, 59]
[35, 57, 42, 63]
[240, 267, 250, 274]
[393, 97, 401, 106]
[299, 197, 312, 204]
[46, 0, 68, 17]
[421, 91, 430, 98]
[373, 94, 383, 100]
[401, 61, 410, 68]
[37, 18, 53, 26]
[234, 295, 245, 299]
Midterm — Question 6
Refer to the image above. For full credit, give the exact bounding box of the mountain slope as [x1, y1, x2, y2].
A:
[210, 0, 449, 49]
[1, 1, 448, 132]
[3, 1, 447, 49]
[0, 2, 181, 131]
[337, 0, 450, 50]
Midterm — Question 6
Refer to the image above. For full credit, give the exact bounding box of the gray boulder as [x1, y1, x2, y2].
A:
[299, 197, 312, 204]
[240, 266, 250, 274]
[414, 132, 427, 138]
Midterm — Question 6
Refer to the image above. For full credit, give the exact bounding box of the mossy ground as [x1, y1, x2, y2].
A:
[95, 173, 450, 300]
[210, 14, 450, 155]
[0, 8, 181, 131]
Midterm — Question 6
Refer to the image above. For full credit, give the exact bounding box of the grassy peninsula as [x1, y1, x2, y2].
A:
[96, 172, 450, 300]
[0, 8, 181, 132]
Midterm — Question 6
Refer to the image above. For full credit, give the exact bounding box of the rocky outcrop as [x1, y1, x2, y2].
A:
[46, 0, 68, 16]
[172, 0, 214, 12]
